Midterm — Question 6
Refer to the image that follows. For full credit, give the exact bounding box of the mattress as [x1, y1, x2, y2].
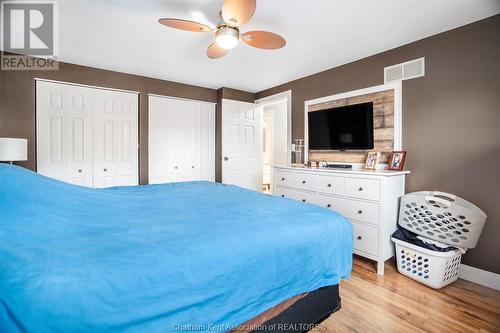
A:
[0, 165, 353, 333]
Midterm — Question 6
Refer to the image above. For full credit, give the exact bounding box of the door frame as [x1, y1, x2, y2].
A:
[255, 90, 292, 166]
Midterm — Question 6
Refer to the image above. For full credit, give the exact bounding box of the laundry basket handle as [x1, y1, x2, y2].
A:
[425, 195, 452, 208]
[432, 191, 456, 201]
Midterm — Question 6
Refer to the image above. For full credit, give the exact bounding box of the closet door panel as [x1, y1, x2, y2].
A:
[200, 103, 215, 181]
[148, 96, 215, 184]
[37, 81, 67, 181]
[116, 93, 139, 186]
[65, 86, 93, 186]
[183, 101, 201, 181]
[93, 90, 118, 188]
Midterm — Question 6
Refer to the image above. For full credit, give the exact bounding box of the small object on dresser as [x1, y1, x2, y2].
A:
[364, 151, 380, 170]
[387, 151, 407, 171]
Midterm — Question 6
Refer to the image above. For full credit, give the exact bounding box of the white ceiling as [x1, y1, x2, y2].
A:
[57, 0, 499, 92]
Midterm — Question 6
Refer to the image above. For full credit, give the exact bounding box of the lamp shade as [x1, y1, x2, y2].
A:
[0, 138, 28, 162]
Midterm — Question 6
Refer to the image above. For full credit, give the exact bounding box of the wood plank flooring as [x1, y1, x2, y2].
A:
[317, 256, 500, 333]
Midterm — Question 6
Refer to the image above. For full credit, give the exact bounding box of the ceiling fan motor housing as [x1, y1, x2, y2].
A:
[215, 27, 240, 49]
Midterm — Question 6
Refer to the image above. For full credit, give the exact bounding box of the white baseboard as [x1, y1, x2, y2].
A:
[459, 264, 500, 291]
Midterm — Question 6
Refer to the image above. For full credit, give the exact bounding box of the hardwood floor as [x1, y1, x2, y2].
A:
[319, 256, 500, 333]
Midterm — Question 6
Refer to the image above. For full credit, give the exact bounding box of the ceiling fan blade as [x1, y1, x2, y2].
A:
[241, 31, 286, 50]
[207, 43, 229, 59]
[221, 0, 256, 27]
[158, 18, 212, 32]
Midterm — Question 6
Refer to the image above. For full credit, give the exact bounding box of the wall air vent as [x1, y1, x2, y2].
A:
[384, 57, 425, 83]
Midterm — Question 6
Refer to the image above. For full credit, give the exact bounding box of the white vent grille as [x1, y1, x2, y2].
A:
[384, 57, 425, 83]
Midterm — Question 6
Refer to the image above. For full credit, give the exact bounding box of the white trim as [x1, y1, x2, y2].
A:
[303, 82, 402, 163]
[255, 90, 292, 166]
[34, 78, 140, 94]
[147, 93, 216, 105]
[459, 264, 500, 291]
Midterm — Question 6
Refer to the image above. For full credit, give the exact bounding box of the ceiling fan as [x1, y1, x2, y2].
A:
[158, 0, 286, 59]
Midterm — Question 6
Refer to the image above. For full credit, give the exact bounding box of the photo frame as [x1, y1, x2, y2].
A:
[387, 151, 407, 171]
[364, 151, 380, 170]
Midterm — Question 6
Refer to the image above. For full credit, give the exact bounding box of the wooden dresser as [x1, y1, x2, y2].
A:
[272, 166, 410, 274]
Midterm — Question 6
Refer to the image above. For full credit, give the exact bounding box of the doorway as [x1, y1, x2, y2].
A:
[256, 91, 292, 193]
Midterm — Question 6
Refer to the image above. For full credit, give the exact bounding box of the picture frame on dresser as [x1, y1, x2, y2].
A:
[387, 151, 407, 171]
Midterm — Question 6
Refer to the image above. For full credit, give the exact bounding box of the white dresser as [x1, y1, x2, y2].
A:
[272, 166, 409, 274]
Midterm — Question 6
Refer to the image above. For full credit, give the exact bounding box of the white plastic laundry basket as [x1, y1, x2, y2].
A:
[392, 237, 462, 289]
[399, 191, 487, 248]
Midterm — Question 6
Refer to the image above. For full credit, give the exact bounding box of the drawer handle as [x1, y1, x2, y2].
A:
[302, 199, 306, 202]
[358, 187, 363, 191]
[192, 165, 195, 169]
[78, 169, 82, 173]
[174, 166, 178, 170]
[103, 168, 107, 172]
[357, 236, 362, 240]
[281, 177, 285, 181]
[302, 180, 306, 184]
[327, 184, 332, 187]
[358, 210, 363, 214]
[327, 204, 331, 208]
[281, 195, 285, 198]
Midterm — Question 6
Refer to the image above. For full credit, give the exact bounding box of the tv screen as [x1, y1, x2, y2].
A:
[308, 102, 374, 150]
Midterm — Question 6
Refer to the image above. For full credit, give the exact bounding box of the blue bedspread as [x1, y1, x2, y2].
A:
[0, 164, 352, 333]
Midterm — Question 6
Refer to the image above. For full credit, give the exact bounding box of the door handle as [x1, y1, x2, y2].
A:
[224, 156, 229, 161]
[103, 168, 107, 172]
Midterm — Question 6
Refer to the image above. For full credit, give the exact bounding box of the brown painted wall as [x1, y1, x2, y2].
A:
[0, 55, 217, 184]
[256, 15, 500, 273]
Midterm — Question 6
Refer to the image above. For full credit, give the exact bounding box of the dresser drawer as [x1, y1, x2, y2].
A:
[347, 177, 380, 201]
[289, 172, 316, 190]
[340, 198, 380, 225]
[274, 170, 293, 188]
[274, 187, 316, 204]
[352, 221, 379, 256]
[316, 174, 345, 196]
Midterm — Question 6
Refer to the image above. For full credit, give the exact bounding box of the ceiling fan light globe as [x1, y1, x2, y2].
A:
[215, 27, 239, 50]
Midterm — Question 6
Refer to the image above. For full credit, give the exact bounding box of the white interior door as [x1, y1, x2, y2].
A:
[37, 80, 138, 188]
[200, 104, 215, 181]
[65, 85, 93, 186]
[37, 81, 93, 186]
[93, 89, 118, 188]
[115, 92, 139, 186]
[221, 98, 262, 191]
[148, 95, 215, 184]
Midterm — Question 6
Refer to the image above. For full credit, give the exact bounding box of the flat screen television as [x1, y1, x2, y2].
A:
[308, 102, 374, 150]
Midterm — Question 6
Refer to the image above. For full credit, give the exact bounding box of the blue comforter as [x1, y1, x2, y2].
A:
[0, 164, 352, 333]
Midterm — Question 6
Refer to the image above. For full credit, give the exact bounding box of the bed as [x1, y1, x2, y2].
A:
[0, 164, 353, 333]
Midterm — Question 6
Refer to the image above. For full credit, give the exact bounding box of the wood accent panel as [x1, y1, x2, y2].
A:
[308, 90, 394, 164]
[317, 256, 500, 333]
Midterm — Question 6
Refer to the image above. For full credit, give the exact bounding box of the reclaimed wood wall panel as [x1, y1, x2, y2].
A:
[308, 89, 394, 164]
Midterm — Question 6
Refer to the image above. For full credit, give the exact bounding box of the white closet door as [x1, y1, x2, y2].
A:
[93, 89, 118, 188]
[148, 95, 215, 184]
[93, 89, 138, 188]
[200, 103, 215, 181]
[115, 92, 139, 186]
[37, 81, 93, 186]
[65, 85, 93, 186]
[183, 101, 201, 181]
[37, 80, 138, 188]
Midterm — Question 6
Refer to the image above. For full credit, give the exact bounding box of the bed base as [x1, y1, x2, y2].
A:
[249, 285, 340, 333]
